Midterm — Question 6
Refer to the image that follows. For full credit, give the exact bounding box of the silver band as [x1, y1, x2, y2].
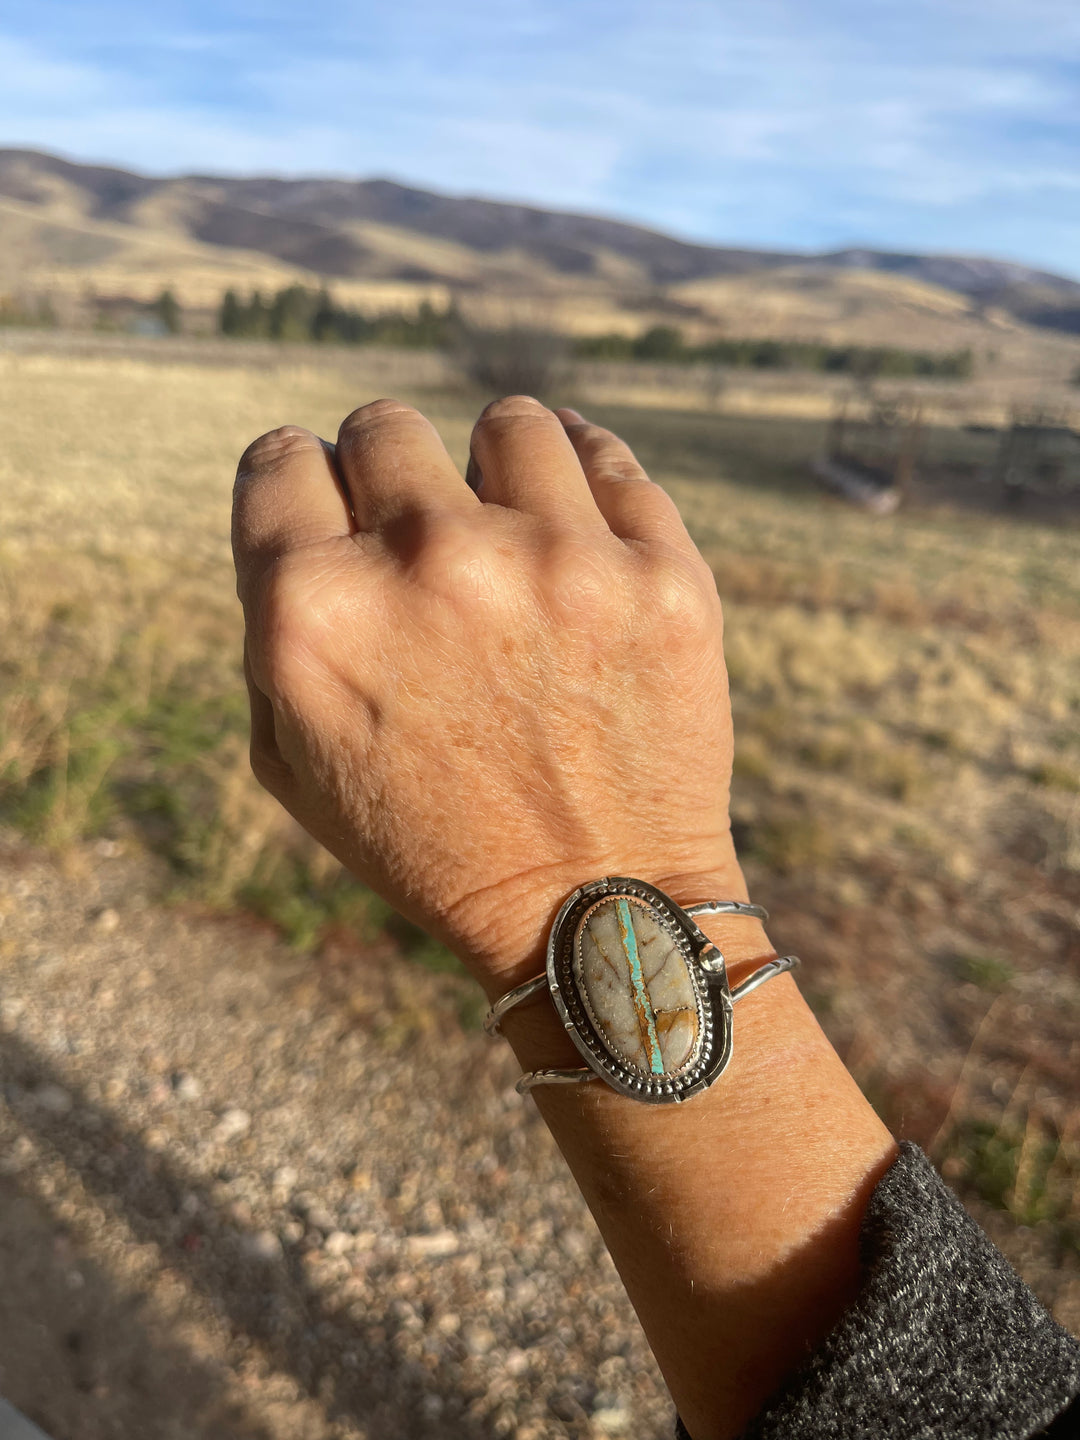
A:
[684, 900, 768, 921]
[484, 878, 797, 1104]
[484, 897, 769, 1038]
[484, 974, 549, 1035]
[511, 954, 799, 1094]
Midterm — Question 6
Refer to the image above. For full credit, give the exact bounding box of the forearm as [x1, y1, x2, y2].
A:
[232, 398, 898, 1438]
[495, 861, 897, 1440]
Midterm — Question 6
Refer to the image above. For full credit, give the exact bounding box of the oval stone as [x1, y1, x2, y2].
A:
[572, 896, 702, 1079]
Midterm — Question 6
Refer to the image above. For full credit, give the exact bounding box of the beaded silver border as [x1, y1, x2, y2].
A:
[547, 876, 735, 1105]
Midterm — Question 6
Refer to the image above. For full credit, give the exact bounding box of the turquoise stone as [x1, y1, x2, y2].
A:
[573, 896, 701, 1078]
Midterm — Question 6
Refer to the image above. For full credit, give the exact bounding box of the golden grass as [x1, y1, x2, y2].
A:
[2, 347, 1079, 1289]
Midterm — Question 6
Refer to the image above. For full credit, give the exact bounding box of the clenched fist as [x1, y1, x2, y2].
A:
[232, 396, 751, 999]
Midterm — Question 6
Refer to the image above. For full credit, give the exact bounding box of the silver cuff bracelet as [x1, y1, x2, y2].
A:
[484, 876, 799, 1104]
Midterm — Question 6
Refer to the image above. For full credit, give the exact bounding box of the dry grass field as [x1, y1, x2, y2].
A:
[2, 341, 1079, 1340]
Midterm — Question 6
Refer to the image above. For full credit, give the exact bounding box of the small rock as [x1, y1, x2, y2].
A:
[505, 1347, 530, 1376]
[592, 1408, 632, 1434]
[280, 1220, 304, 1244]
[435, 1312, 461, 1335]
[304, 1206, 336, 1234]
[243, 1229, 282, 1262]
[272, 1164, 298, 1192]
[323, 1230, 352, 1257]
[550, 1394, 585, 1423]
[464, 1324, 496, 1356]
[405, 1229, 459, 1259]
[94, 839, 121, 858]
[213, 1108, 251, 1142]
[33, 1084, 73, 1115]
[0, 1135, 34, 1175]
[559, 1226, 590, 1260]
[92, 907, 120, 934]
[171, 1072, 202, 1101]
[0, 997, 25, 1026]
[143, 1127, 169, 1152]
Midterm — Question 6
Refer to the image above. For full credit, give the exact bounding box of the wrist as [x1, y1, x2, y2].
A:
[491, 861, 777, 1077]
[517, 969, 897, 1440]
[451, 835, 755, 1003]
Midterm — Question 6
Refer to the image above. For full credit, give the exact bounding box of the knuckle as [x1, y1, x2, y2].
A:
[338, 397, 420, 439]
[236, 425, 320, 480]
[570, 420, 616, 448]
[543, 536, 617, 619]
[592, 453, 647, 486]
[251, 552, 343, 698]
[477, 394, 550, 424]
[643, 549, 717, 634]
[570, 423, 640, 467]
[412, 518, 499, 601]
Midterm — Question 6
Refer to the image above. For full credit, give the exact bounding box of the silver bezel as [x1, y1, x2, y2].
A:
[546, 876, 734, 1104]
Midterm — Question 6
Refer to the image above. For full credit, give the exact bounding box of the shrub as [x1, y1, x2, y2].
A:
[455, 324, 568, 401]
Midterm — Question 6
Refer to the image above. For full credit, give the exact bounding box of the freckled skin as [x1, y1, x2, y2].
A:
[234, 400, 734, 994]
[233, 398, 898, 1440]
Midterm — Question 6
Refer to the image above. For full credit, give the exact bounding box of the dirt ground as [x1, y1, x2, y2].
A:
[1, 343, 1079, 1438]
[2, 831, 1079, 1440]
[0, 836, 676, 1440]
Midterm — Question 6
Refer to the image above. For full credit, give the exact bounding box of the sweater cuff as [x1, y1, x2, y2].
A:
[678, 1143, 1080, 1440]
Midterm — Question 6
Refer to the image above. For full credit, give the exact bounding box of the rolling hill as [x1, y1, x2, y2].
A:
[2, 147, 1080, 354]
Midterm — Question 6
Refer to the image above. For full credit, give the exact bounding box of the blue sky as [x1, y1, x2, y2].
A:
[1, 0, 1078, 276]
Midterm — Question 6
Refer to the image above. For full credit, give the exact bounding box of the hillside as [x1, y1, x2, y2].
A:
[3, 147, 1080, 369]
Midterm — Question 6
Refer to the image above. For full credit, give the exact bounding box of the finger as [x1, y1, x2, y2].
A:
[243, 640, 293, 796]
[469, 396, 606, 529]
[233, 426, 352, 603]
[555, 408, 693, 548]
[336, 398, 478, 529]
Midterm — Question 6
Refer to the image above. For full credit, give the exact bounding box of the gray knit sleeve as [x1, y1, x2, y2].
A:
[679, 1143, 1080, 1439]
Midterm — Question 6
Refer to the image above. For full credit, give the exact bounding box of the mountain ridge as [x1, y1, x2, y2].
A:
[2, 147, 1079, 336]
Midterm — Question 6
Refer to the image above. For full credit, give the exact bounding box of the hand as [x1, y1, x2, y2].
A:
[233, 396, 898, 1440]
[233, 396, 746, 997]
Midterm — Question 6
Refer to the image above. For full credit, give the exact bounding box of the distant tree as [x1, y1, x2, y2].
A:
[573, 332, 635, 361]
[0, 291, 59, 329]
[269, 285, 317, 341]
[634, 325, 685, 361]
[152, 288, 182, 334]
[248, 291, 270, 339]
[35, 294, 58, 328]
[220, 289, 243, 336]
[311, 287, 337, 343]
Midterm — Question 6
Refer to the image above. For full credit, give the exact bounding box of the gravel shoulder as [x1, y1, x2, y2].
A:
[0, 838, 668, 1440]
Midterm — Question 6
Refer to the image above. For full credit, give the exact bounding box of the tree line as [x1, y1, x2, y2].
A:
[573, 325, 974, 379]
[219, 286, 457, 347]
[213, 286, 973, 380]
